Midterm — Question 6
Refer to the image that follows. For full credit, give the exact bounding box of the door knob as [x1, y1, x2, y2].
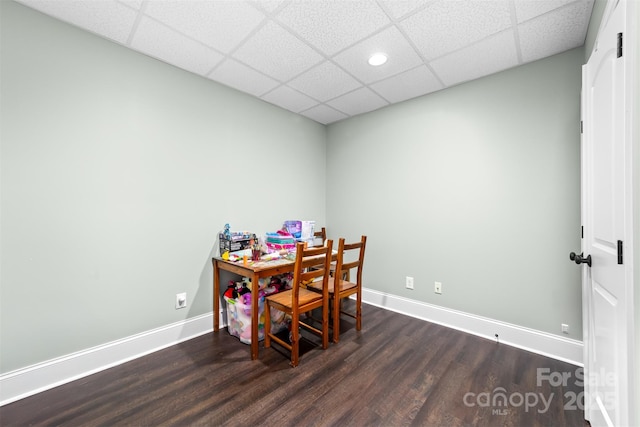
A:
[570, 252, 592, 267]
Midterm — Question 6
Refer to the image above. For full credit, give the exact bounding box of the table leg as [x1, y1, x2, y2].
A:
[251, 272, 259, 360]
[213, 259, 220, 332]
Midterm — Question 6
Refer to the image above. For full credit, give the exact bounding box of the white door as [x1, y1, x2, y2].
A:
[581, 1, 632, 426]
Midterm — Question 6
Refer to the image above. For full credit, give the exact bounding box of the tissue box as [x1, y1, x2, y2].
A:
[301, 220, 316, 239]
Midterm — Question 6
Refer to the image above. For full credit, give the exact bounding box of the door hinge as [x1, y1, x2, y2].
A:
[617, 33, 623, 58]
[617, 240, 623, 264]
[581, 226, 584, 239]
[580, 120, 583, 134]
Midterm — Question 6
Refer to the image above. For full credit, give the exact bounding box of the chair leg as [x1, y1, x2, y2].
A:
[264, 301, 271, 348]
[321, 300, 329, 349]
[333, 294, 341, 343]
[290, 314, 299, 367]
[356, 292, 362, 331]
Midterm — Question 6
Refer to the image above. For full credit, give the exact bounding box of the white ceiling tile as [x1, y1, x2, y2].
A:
[518, 1, 593, 62]
[333, 26, 423, 84]
[20, 0, 595, 124]
[260, 85, 318, 113]
[327, 87, 389, 117]
[430, 30, 519, 87]
[300, 104, 348, 125]
[208, 59, 279, 97]
[18, 0, 137, 44]
[275, 0, 390, 56]
[400, 0, 512, 60]
[514, 0, 577, 23]
[116, 0, 143, 10]
[233, 21, 324, 81]
[249, 0, 286, 14]
[131, 17, 224, 76]
[289, 61, 361, 102]
[370, 65, 443, 104]
[143, 0, 265, 54]
[378, 0, 434, 19]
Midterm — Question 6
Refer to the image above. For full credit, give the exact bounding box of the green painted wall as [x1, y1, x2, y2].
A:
[633, 3, 640, 425]
[0, 1, 326, 373]
[326, 48, 584, 339]
[1, 0, 607, 377]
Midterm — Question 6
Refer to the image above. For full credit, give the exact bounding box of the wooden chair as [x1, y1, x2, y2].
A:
[310, 227, 348, 280]
[264, 240, 333, 367]
[313, 227, 326, 246]
[309, 235, 366, 343]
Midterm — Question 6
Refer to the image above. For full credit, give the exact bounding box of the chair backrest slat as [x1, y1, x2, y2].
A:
[335, 236, 366, 281]
[313, 227, 327, 241]
[292, 240, 333, 301]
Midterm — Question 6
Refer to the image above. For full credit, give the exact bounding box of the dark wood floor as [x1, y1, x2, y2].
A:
[1, 302, 585, 426]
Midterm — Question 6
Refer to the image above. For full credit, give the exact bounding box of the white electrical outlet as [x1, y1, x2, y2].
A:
[562, 323, 569, 334]
[406, 276, 414, 289]
[435, 281, 442, 294]
[176, 292, 187, 309]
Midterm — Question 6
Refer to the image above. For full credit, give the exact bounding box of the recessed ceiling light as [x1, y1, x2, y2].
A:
[368, 53, 387, 66]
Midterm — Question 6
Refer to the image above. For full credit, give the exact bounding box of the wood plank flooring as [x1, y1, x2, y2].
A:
[1, 302, 585, 426]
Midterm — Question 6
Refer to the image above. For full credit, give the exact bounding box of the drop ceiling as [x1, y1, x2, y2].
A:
[15, 0, 595, 125]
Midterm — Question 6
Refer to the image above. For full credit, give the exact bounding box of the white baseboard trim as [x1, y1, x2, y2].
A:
[360, 288, 583, 367]
[0, 313, 215, 406]
[2, 292, 582, 407]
